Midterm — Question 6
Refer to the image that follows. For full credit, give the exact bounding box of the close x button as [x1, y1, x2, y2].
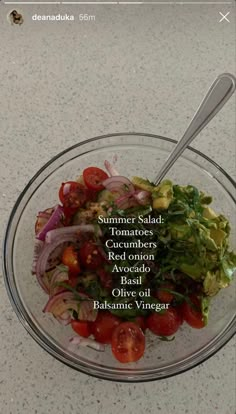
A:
[219, 12, 230, 23]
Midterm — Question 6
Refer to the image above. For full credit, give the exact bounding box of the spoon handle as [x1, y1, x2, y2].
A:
[153, 73, 236, 185]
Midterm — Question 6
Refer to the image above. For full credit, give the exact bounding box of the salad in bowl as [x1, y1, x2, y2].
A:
[32, 160, 236, 364]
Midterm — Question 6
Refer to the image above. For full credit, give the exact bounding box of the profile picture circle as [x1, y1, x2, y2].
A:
[7, 9, 24, 25]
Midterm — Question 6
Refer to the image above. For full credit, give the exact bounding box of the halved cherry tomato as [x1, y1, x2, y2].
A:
[97, 269, 113, 290]
[133, 316, 147, 331]
[111, 322, 145, 363]
[154, 282, 175, 303]
[59, 181, 88, 211]
[71, 320, 91, 338]
[91, 311, 121, 344]
[147, 307, 182, 336]
[62, 246, 81, 275]
[181, 295, 205, 329]
[83, 167, 108, 191]
[79, 241, 103, 270]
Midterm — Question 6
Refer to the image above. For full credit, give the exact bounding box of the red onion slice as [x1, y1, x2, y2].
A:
[133, 190, 151, 205]
[114, 189, 151, 209]
[49, 265, 69, 296]
[77, 293, 98, 322]
[104, 160, 120, 177]
[32, 239, 44, 274]
[69, 336, 105, 352]
[45, 224, 101, 244]
[35, 207, 54, 235]
[36, 235, 78, 293]
[43, 290, 97, 322]
[37, 211, 53, 219]
[36, 205, 64, 241]
[102, 176, 135, 195]
[56, 311, 71, 325]
[115, 193, 138, 209]
[43, 291, 79, 315]
[45, 243, 68, 271]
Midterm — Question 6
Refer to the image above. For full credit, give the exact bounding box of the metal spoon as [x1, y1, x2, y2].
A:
[154, 73, 236, 185]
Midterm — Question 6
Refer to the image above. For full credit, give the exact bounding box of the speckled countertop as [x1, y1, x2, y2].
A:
[0, 3, 235, 414]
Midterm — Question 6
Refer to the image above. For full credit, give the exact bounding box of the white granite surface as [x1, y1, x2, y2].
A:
[0, 3, 235, 414]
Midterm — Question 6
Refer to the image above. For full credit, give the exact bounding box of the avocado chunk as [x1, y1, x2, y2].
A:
[153, 197, 171, 210]
[203, 207, 218, 219]
[179, 262, 203, 280]
[213, 214, 230, 233]
[152, 180, 173, 210]
[132, 176, 155, 192]
[210, 228, 227, 247]
[203, 270, 222, 296]
[132, 177, 173, 210]
[203, 256, 236, 297]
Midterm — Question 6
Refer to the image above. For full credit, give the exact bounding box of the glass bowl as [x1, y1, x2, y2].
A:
[3, 133, 236, 382]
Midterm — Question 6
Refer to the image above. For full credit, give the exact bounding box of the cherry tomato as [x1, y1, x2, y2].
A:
[181, 295, 205, 329]
[154, 282, 175, 303]
[111, 322, 145, 363]
[59, 181, 88, 211]
[62, 246, 81, 275]
[71, 320, 91, 338]
[91, 311, 121, 344]
[133, 316, 147, 331]
[83, 167, 108, 191]
[79, 241, 103, 270]
[147, 307, 182, 336]
[97, 269, 113, 290]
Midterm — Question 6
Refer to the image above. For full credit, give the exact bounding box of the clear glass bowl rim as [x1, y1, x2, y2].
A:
[2, 132, 236, 382]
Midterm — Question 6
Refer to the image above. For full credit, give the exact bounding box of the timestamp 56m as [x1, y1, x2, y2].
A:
[79, 14, 95, 22]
